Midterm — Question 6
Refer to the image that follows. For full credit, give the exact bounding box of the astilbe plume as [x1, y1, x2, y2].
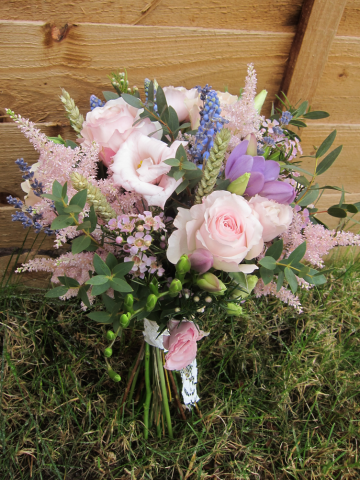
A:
[254, 279, 303, 313]
[222, 64, 263, 150]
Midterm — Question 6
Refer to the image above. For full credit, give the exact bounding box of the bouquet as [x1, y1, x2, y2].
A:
[6, 65, 360, 438]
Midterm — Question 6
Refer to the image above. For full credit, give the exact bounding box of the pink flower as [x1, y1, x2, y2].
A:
[163, 320, 207, 370]
[163, 86, 201, 129]
[216, 91, 238, 107]
[167, 191, 263, 273]
[249, 195, 293, 242]
[80, 97, 162, 167]
[189, 248, 214, 274]
[111, 132, 187, 209]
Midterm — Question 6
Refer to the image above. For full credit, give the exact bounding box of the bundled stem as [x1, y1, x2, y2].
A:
[155, 348, 173, 439]
[143, 343, 152, 440]
[194, 128, 231, 204]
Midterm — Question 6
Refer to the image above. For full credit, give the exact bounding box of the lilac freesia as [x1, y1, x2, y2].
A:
[225, 135, 296, 204]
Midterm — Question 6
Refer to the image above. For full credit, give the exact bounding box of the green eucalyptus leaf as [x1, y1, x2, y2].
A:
[265, 239, 283, 260]
[259, 257, 277, 270]
[173, 169, 185, 181]
[87, 311, 112, 324]
[285, 267, 298, 294]
[276, 271, 284, 292]
[52, 180, 63, 198]
[316, 145, 342, 176]
[297, 185, 319, 206]
[103, 91, 119, 101]
[315, 130, 336, 158]
[302, 111, 329, 120]
[51, 215, 75, 230]
[175, 179, 189, 194]
[110, 277, 133, 293]
[57, 275, 80, 288]
[121, 93, 143, 109]
[76, 221, 92, 231]
[91, 282, 111, 296]
[182, 161, 197, 170]
[260, 267, 274, 285]
[113, 262, 134, 277]
[86, 275, 109, 286]
[72, 235, 92, 254]
[175, 144, 188, 163]
[327, 206, 347, 218]
[105, 253, 118, 271]
[70, 189, 87, 209]
[93, 254, 111, 276]
[289, 119, 307, 128]
[78, 286, 91, 307]
[45, 286, 69, 298]
[293, 101, 308, 118]
[64, 139, 78, 149]
[64, 205, 83, 214]
[42, 193, 61, 201]
[156, 86, 168, 117]
[164, 158, 180, 167]
[88, 205, 97, 232]
[62, 182, 68, 199]
[288, 241, 306, 263]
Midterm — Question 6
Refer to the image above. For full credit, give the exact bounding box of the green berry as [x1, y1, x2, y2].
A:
[120, 313, 130, 327]
[106, 331, 116, 341]
[104, 347, 113, 358]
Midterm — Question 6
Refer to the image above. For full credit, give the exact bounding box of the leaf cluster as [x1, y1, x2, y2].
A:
[164, 144, 202, 194]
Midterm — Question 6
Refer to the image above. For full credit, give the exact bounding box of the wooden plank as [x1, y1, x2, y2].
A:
[0, 21, 294, 122]
[338, 0, 360, 37]
[0, 0, 303, 32]
[279, 0, 347, 107]
[0, 123, 75, 199]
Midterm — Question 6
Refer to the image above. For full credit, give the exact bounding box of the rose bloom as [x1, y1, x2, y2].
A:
[216, 91, 238, 107]
[249, 195, 293, 242]
[111, 131, 187, 209]
[167, 190, 264, 273]
[80, 97, 162, 167]
[163, 320, 208, 370]
[163, 86, 201, 129]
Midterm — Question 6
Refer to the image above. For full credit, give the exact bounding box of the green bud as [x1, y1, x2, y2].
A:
[108, 369, 121, 382]
[227, 172, 251, 196]
[254, 89, 268, 114]
[226, 303, 243, 316]
[169, 278, 182, 296]
[106, 330, 116, 341]
[197, 273, 227, 295]
[146, 294, 158, 312]
[104, 347, 113, 358]
[176, 254, 191, 275]
[124, 294, 134, 311]
[120, 313, 130, 327]
[149, 280, 159, 296]
[231, 275, 258, 300]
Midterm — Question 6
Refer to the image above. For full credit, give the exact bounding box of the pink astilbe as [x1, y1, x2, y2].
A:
[222, 64, 263, 150]
[254, 279, 303, 313]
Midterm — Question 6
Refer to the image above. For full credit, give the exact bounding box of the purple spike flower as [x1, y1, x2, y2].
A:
[225, 136, 295, 204]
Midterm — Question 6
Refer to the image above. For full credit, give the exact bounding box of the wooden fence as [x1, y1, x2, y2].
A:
[1, 0, 359, 251]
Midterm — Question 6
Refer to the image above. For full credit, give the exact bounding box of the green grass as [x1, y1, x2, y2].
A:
[0, 249, 360, 479]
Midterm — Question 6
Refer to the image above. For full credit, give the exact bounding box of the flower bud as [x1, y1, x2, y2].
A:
[205, 296, 212, 303]
[254, 89, 268, 114]
[124, 294, 134, 311]
[189, 249, 213, 274]
[231, 275, 258, 300]
[137, 225, 144, 232]
[104, 347, 113, 358]
[227, 172, 251, 196]
[106, 330, 116, 341]
[144, 240, 152, 247]
[244, 133, 258, 156]
[176, 254, 191, 275]
[169, 278, 182, 296]
[146, 294, 158, 312]
[175, 307, 181, 312]
[108, 369, 121, 382]
[115, 236, 123, 244]
[226, 303, 243, 316]
[149, 281, 159, 296]
[120, 313, 130, 327]
[197, 273, 227, 295]
[193, 296, 200, 302]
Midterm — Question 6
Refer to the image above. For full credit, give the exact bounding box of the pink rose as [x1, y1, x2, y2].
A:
[163, 320, 207, 370]
[111, 132, 187, 209]
[163, 86, 201, 129]
[167, 190, 263, 273]
[80, 97, 162, 167]
[249, 195, 293, 242]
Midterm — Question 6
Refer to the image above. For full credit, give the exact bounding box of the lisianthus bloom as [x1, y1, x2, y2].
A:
[225, 134, 296, 204]
[250, 195, 293, 242]
[216, 91, 238, 107]
[163, 320, 208, 370]
[167, 190, 263, 273]
[111, 132, 187, 209]
[163, 86, 201, 129]
[80, 97, 162, 167]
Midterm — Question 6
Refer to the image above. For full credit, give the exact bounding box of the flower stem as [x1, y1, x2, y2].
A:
[120, 340, 145, 413]
[155, 347, 173, 439]
[144, 342, 152, 440]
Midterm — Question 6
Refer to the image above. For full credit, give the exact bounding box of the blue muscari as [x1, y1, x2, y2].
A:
[273, 126, 283, 135]
[144, 78, 158, 113]
[263, 136, 275, 146]
[280, 111, 293, 125]
[7, 159, 53, 235]
[90, 95, 105, 111]
[190, 85, 228, 164]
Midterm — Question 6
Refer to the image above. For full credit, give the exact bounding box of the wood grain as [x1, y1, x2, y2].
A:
[338, 0, 360, 37]
[0, 21, 293, 122]
[0, 123, 76, 200]
[0, 0, 303, 32]
[279, 0, 348, 107]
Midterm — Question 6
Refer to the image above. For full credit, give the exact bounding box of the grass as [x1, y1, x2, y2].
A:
[0, 248, 360, 479]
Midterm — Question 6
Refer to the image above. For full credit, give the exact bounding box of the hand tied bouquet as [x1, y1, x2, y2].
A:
[6, 65, 360, 438]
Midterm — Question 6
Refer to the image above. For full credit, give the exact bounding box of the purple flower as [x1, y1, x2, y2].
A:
[189, 248, 214, 274]
[225, 135, 295, 204]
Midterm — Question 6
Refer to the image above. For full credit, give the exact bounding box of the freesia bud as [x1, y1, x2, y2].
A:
[189, 249, 213, 274]
[226, 303, 243, 316]
[104, 347, 113, 358]
[176, 254, 191, 275]
[124, 294, 134, 311]
[254, 89, 268, 114]
[197, 273, 227, 295]
[120, 313, 130, 327]
[169, 278, 182, 296]
[106, 330, 116, 341]
[108, 369, 121, 382]
[146, 294, 158, 312]
[227, 172, 251, 195]
[244, 133, 258, 156]
[231, 275, 258, 299]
